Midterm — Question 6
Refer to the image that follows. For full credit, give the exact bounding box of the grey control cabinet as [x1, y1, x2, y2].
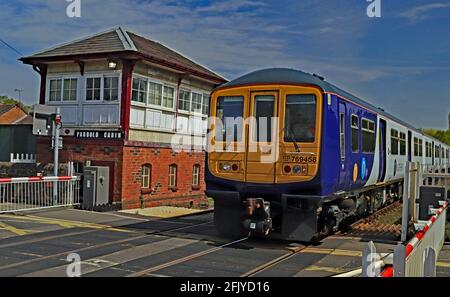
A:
[83, 166, 110, 209]
[418, 186, 445, 221]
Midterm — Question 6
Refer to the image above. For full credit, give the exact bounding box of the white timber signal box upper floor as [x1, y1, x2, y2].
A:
[20, 27, 227, 144]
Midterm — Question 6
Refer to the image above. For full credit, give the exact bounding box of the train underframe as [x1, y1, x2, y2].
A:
[207, 182, 402, 242]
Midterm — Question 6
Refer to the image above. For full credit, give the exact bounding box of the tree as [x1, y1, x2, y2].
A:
[423, 128, 450, 146]
[0, 96, 31, 113]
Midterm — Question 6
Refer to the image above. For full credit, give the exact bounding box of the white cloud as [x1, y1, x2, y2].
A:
[195, 0, 268, 13]
[400, 2, 450, 22]
[0, 0, 440, 112]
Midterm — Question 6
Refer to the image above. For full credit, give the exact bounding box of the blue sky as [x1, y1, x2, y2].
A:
[0, 0, 449, 129]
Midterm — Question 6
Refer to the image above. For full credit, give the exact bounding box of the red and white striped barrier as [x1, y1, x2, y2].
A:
[405, 201, 448, 257]
[0, 176, 81, 213]
[0, 176, 78, 184]
[381, 201, 448, 277]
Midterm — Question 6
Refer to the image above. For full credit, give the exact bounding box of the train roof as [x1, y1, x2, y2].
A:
[217, 68, 448, 146]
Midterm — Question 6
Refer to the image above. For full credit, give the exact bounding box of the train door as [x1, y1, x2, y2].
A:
[407, 131, 412, 162]
[377, 119, 387, 182]
[246, 91, 278, 183]
[338, 102, 348, 187]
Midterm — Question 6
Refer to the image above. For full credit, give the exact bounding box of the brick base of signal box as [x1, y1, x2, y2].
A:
[36, 138, 208, 210]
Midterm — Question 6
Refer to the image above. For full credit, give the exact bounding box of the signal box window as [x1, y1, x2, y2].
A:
[50, 78, 78, 102]
[132, 77, 147, 103]
[149, 82, 163, 106]
[284, 94, 316, 143]
[362, 118, 375, 153]
[86, 77, 102, 101]
[351, 115, 359, 153]
[103, 77, 119, 101]
[215, 96, 244, 142]
[63, 79, 78, 101]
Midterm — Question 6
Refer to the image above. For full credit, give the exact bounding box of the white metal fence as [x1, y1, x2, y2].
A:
[9, 153, 36, 164]
[0, 176, 80, 213]
[404, 203, 447, 277]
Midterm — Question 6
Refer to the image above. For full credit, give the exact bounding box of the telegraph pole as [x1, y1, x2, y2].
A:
[14, 89, 24, 101]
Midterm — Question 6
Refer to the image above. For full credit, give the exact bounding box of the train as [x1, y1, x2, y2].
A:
[205, 68, 450, 242]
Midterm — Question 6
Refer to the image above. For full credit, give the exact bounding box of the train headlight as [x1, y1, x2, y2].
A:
[292, 165, 307, 175]
[220, 162, 232, 172]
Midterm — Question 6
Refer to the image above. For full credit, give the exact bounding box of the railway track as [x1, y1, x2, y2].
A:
[240, 245, 306, 277]
[0, 204, 408, 277]
[0, 213, 215, 273]
[128, 237, 250, 277]
[126, 202, 406, 277]
[339, 200, 403, 240]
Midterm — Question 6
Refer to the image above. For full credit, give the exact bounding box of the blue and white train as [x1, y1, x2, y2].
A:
[205, 68, 450, 242]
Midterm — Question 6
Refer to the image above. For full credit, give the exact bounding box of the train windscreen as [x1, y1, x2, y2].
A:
[215, 96, 244, 142]
[284, 94, 316, 143]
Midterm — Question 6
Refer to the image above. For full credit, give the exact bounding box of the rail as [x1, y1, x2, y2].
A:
[0, 176, 80, 213]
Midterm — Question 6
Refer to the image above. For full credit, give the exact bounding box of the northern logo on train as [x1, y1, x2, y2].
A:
[361, 158, 367, 180]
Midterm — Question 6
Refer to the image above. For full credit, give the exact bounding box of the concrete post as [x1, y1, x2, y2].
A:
[401, 162, 411, 243]
[393, 244, 406, 277]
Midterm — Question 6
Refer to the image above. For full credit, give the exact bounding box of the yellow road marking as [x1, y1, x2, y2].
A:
[301, 247, 362, 257]
[304, 265, 346, 274]
[437, 262, 450, 268]
[0, 221, 31, 236]
[0, 215, 133, 233]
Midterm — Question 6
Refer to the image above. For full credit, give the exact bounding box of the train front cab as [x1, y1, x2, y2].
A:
[206, 84, 324, 242]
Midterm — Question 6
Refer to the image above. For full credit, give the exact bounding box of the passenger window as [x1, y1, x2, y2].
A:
[253, 95, 275, 142]
[391, 129, 399, 155]
[399, 132, 406, 155]
[339, 113, 345, 160]
[419, 139, 423, 157]
[284, 94, 316, 143]
[215, 96, 244, 142]
[362, 118, 375, 153]
[351, 115, 359, 153]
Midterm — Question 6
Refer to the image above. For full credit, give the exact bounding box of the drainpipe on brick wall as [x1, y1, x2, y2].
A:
[174, 75, 184, 134]
[120, 59, 137, 140]
[33, 64, 47, 105]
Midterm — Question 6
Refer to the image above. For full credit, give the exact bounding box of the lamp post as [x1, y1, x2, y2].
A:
[14, 88, 24, 101]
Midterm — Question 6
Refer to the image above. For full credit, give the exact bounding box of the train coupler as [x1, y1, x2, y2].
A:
[243, 198, 273, 236]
